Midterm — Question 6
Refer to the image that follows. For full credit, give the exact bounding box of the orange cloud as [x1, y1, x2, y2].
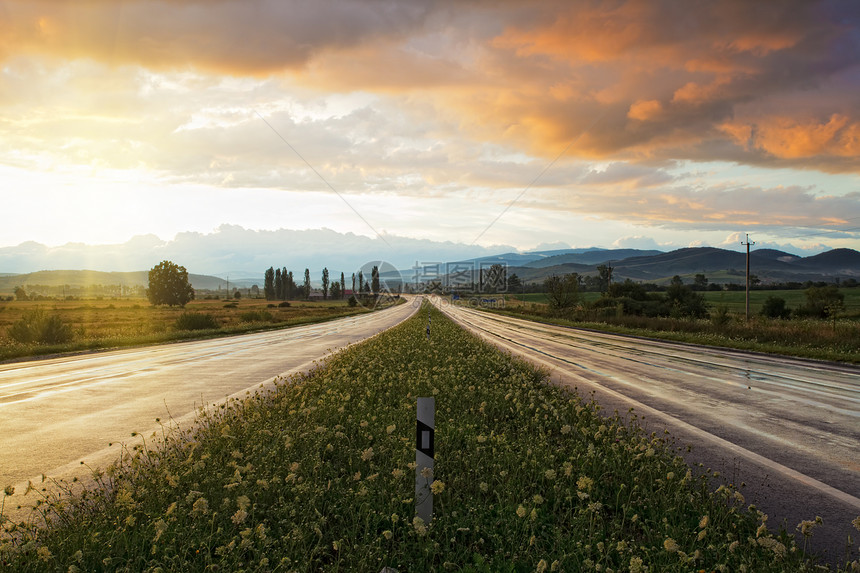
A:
[722, 114, 860, 159]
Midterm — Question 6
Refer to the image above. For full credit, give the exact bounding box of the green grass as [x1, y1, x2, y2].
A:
[2, 303, 853, 571]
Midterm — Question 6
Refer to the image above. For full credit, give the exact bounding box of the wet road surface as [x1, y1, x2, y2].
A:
[436, 299, 860, 566]
[0, 300, 418, 521]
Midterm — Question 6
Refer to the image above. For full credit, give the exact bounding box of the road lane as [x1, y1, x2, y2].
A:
[435, 299, 860, 565]
[0, 300, 418, 518]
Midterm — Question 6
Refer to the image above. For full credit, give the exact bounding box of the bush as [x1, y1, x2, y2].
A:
[348, 295, 358, 307]
[239, 310, 274, 323]
[8, 310, 73, 344]
[760, 296, 791, 319]
[223, 302, 238, 308]
[278, 301, 291, 308]
[174, 312, 219, 331]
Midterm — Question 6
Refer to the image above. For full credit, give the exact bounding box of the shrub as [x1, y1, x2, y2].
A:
[223, 302, 238, 308]
[760, 296, 791, 319]
[174, 312, 219, 331]
[348, 295, 358, 307]
[278, 301, 291, 308]
[7, 310, 73, 344]
[239, 310, 274, 323]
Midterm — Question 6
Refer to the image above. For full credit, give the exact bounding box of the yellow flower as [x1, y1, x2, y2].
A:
[37, 546, 52, 562]
[236, 495, 251, 511]
[853, 516, 860, 532]
[544, 469, 556, 480]
[361, 447, 374, 461]
[536, 559, 548, 572]
[699, 515, 709, 529]
[663, 538, 680, 553]
[532, 494, 544, 505]
[431, 480, 446, 495]
[231, 508, 248, 525]
[386, 424, 396, 434]
[577, 476, 594, 492]
[516, 505, 527, 518]
[479, 482, 489, 492]
[477, 435, 487, 443]
[383, 530, 393, 540]
[561, 425, 571, 434]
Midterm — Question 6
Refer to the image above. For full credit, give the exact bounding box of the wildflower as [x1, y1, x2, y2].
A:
[477, 435, 487, 443]
[734, 491, 745, 504]
[231, 508, 248, 525]
[663, 538, 680, 553]
[413, 516, 427, 536]
[386, 424, 396, 434]
[756, 523, 768, 538]
[361, 447, 374, 461]
[516, 505, 527, 518]
[391, 513, 399, 523]
[392, 468, 404, 479]
[479, 482, 489, 492]
[561, 424, 571, 434]
[536, 559, 548, 572]
[729, 540, 739, 552]
[431, 480, 446, 495]
[853, 516, 860, 532]
[699, 515, 709, 529]
[383, 530, 393, 540]
[360, 420, 369, 428]
[236, 495, 251, 511]
[544, 469, 556, 480]
[550, 560, 560, 571]
[421, 466, 433, 479]
[577, 476, 594, 492]
[616, 540, 628, 552]
[666, 472, 675, 480]
[191, 497, 209, 517]
[563, 462, 573, 477]
[697, 529, 707, 541]
[533, 494, 544, 505]
[37, 546, 52, 562]
[530, 508, 538, 521]
[629, 556, 644, 573]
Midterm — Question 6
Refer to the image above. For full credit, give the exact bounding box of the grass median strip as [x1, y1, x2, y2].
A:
[1, 303, 854, 571]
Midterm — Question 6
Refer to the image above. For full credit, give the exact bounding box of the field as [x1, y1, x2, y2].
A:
[510, 289, 860, 316]
[2, 304, 855, 571]
[0, 298, 379, 362]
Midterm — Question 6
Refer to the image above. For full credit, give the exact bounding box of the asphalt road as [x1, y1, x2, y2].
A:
[0, 300, 418, 522]
[435, 299, 860, 567]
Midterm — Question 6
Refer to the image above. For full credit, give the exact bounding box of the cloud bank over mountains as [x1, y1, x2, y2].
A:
[0, 225, 519, 277]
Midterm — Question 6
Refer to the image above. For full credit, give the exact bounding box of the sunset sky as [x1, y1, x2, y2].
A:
[2, 0, 859, 269]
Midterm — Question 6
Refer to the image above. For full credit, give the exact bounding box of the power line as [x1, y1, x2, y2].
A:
[255, 111, 390, 248]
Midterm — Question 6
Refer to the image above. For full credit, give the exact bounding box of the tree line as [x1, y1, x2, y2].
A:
[263, 265, 381, 302]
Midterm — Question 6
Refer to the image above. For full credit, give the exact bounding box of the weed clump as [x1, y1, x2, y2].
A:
[7, 309, 73, 344]
[173, 311, 219, 331]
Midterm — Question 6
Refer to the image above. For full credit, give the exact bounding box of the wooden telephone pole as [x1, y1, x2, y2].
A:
[741, 234, 755, 321]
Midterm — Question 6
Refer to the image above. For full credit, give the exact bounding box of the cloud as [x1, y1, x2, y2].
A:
[0, 225, 517, 275]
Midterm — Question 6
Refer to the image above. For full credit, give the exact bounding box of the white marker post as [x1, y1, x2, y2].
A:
[415, 397, 435, 523]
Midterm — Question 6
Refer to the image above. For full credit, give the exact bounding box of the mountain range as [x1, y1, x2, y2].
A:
[2, 246, 857, 295]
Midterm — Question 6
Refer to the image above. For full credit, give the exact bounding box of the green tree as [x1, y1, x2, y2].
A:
[351, 273, 356, 295]
[760, 296, 790, 319]
[275, 268, 283, 300]
[693, 274, 709, 291]
[665, 275, 709, 319]
[596, 265, 612, 293]
[544, 274, 580, 314]
[802, 285, 844, 318]
[13, 286, 27, 301]
[358, 271, 365, 294]
[264, 267, 275, 300]
[508, 273, 522, 294]
[8, 309, 72, 344]
[330, 280, 342, 300]
[147, 260, 194, 307]
[304, 268, 311, 300]
[322, 268, 330, 300]
[371, 265, 380, 296]
[341, 272, 346, 299]
[286, 270, 294, 300]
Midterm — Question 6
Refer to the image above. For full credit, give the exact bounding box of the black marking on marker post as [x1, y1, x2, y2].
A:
[416, 420, 435, 458]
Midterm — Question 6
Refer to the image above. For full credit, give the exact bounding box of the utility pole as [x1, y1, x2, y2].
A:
[741, 234, 755, 321]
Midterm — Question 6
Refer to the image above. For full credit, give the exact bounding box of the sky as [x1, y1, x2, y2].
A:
[2, 0, 860, 273]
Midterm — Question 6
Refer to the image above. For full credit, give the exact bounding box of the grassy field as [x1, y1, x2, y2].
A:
[0, 297, 381, 362]
[509, 289, 860, 315]
[1, 304, 855, 571]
